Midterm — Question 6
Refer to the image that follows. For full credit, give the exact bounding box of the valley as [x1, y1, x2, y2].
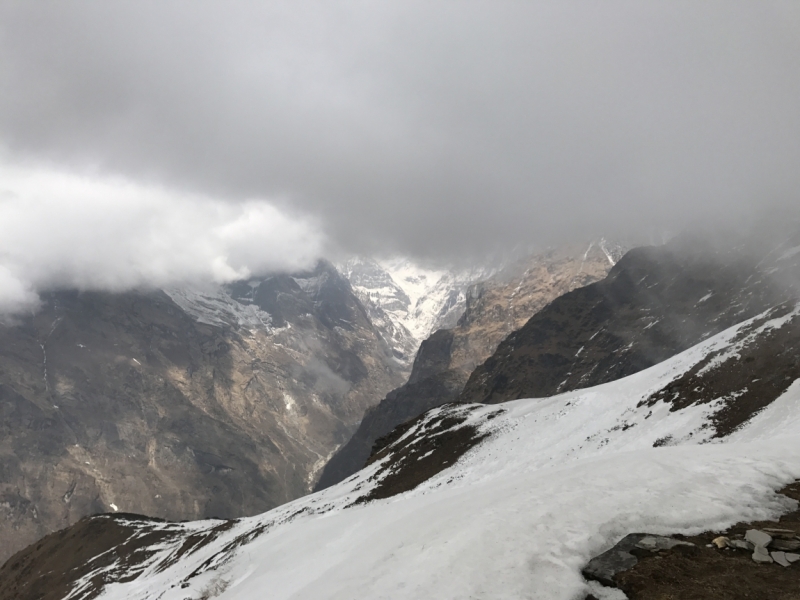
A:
[2, 228, 800, 599]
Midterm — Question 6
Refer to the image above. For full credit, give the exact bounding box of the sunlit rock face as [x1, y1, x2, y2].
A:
[0, 260, 405, 564]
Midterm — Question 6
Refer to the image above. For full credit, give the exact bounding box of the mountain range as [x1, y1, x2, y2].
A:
[2, 227, 800, 599]
[3, 228, 800, 599]
[0, 250, 595, 564]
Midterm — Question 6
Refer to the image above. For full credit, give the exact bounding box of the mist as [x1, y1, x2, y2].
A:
[1, 1, 799, 304]
[0, 160, 323, 314]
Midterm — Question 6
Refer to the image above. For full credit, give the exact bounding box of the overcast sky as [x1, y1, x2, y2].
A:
[1, 1, 799, 311]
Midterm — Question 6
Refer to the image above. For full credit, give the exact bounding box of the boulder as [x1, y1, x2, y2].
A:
[582, 534, 646, 587]
[745, 529, 772, 548]
[771, 551, 791, 567]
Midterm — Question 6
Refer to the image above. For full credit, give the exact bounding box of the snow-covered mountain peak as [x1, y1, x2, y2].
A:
[338, 256, 494, 365]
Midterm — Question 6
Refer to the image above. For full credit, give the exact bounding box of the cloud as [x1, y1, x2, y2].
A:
[0, 2, 799, 263]
[0, 160, 324, 314]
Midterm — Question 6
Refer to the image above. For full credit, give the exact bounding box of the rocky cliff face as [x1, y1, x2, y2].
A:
[0, 261, 405, 565]
[458, 231, 800, 404]
[315, 241, 623, 489]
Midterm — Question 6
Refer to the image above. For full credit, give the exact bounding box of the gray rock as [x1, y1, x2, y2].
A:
[745, 529, 773, 548]
[729, 539, 753, 551]
[769, 538, 800, 551]
[583, 534, 647, 587]
[635, 536, 695, 551]
[753, 545, 773, 564]
[763, 528, 797, 539]
[785, 553, 800, 564]
[772, 551, 791, 567]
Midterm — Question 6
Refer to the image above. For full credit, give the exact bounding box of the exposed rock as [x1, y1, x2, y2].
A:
[712, 536, 730, 549]
[597, 481, 800, 598]
[745, 529, 772, 548]
[636, 536, 695, 552]
[459, 230, 800, 406]
[582, 533, 646, 587]
[770, 538, 800, 551]
[771, 551, 791, 567]
[583, 534, 695, 588]
[353, 404, 492, 504]
[747, 528, 775, 564]
[752, 545, 773, 563]
[763, 528, 797, 539]
[338, 257, 493, 367]
[729, 539, 753, 551]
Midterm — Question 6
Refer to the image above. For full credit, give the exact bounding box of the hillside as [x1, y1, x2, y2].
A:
[459, 232, 800, 404]
[4, 301, 800, 599]
[315, 241, 623, 490]
[0, 261, 405, 564]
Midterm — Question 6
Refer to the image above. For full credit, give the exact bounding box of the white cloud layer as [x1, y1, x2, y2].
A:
[0, 160, 324, 314]
[2, 2, 799, 261]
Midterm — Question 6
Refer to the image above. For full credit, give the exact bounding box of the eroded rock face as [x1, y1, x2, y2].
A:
[459, 231, 800, 405]
[0, 261, 405, 564]
[315, 242, 622, 490]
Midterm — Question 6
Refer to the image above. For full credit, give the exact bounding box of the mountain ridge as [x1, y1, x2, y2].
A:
[5, 298, 800, 599]
[315, 241, 624, 490]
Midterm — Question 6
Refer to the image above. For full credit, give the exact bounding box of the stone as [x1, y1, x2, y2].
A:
[711, 536, 730, 549]
[752, 545, 773, 564]
[769, 538, 800, 552]
[745, 529, 772, 548]
[729, 539, 753, 551]
[785, 553, 800, 564]
[772, 551, 791, 567]
[584, 534, 698, 588]
[763, 528, 797, 540]
[635, 536, 695, 552]
[583, 534, 647, 587]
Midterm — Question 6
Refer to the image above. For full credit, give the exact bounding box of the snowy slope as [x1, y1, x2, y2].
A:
[57, 304, 800, 600]
[163, 285, 274, 330]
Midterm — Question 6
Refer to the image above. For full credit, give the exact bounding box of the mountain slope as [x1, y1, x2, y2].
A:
[315, 241, 624, 489]
[0, 261, 404, 565]
[459, 232, 800, 404]
[338, 257, 491, 366]
[5, 303, 800, 600]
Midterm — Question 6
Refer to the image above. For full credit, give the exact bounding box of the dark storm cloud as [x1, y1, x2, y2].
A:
[1, 1, 799, 263]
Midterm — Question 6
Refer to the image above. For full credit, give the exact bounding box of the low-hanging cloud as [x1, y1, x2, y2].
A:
[0, 160, 324, 314]
[1, 2, 799, 263]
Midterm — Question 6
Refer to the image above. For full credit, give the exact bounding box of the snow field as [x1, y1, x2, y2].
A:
[97, 305, 800, 600]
